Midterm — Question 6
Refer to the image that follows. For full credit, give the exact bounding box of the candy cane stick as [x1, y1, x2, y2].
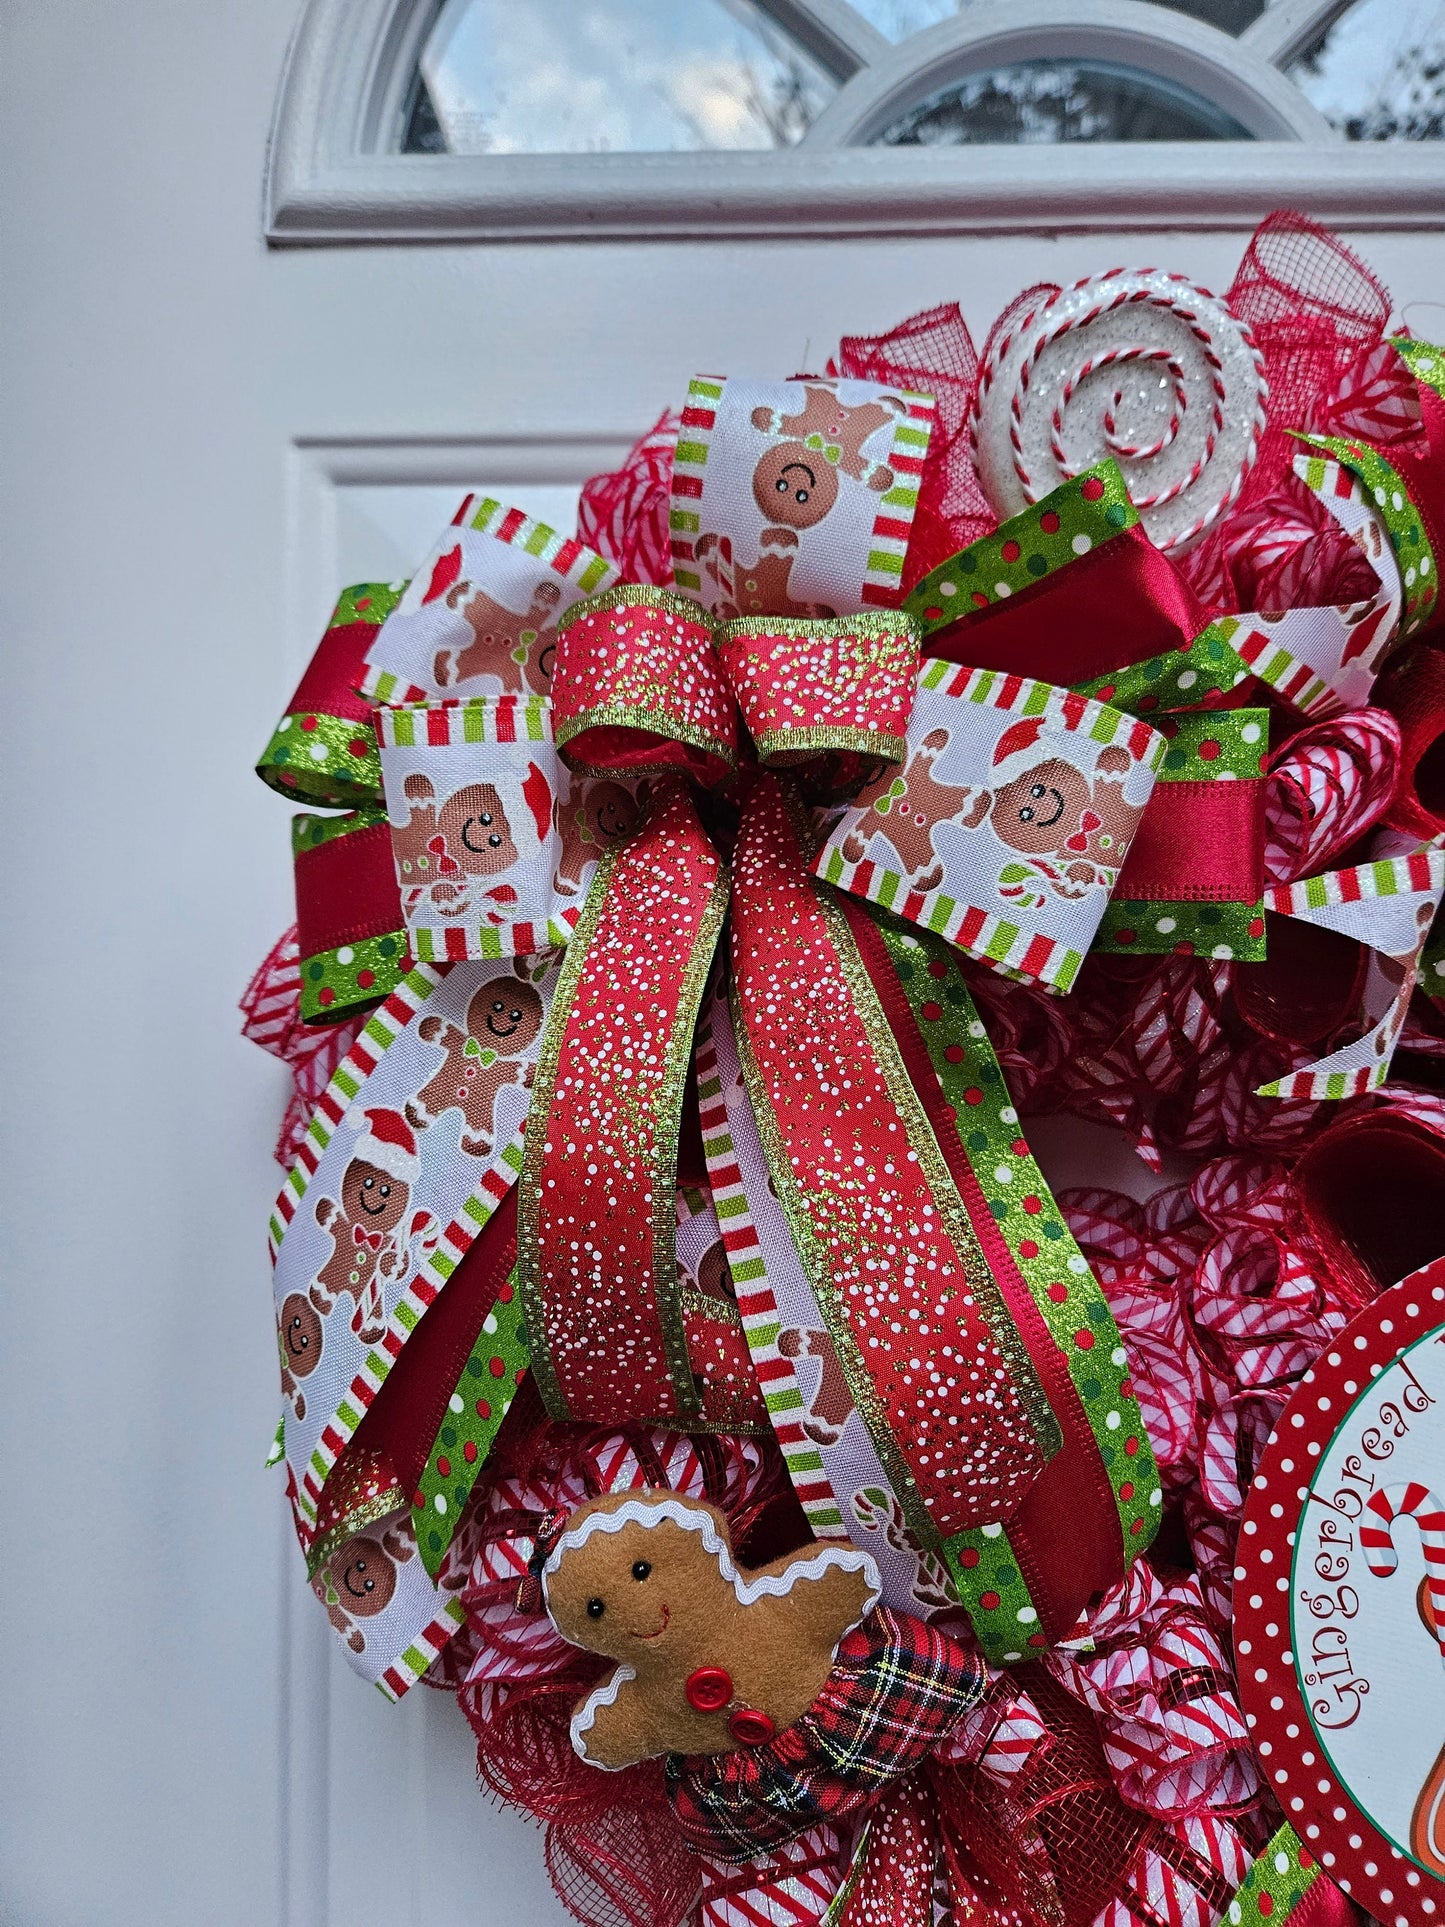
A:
[1360, 1480, 1445, 1664]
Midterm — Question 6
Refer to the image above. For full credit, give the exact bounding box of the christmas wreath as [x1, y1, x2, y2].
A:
[243, 210, 1445, 1927]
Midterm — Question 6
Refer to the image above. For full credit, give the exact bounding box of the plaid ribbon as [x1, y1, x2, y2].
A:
[666, 1606, 984, 1864]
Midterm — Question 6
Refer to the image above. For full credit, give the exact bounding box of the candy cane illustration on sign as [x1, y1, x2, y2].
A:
[1361, 1480, 1445, 1876]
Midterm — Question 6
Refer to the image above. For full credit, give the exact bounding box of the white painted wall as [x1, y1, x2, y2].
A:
[2, 4, 1442, 1923]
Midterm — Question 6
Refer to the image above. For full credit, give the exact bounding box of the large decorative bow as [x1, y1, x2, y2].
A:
[257, 351, 1445, 1707]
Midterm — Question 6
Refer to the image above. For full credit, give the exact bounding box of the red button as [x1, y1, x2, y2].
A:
[727, 1708, 775, 1747]
[684, 1666, 732, 1713]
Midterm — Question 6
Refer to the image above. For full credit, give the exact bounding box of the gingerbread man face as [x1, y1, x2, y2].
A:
[339, 1157, 410, 1237]
[991, 757, 1094, 857]
[751, 441, 839, 531]
[434, 782, 518, 876]
[470, 978, 544, 1051]
[279, 1292, 324, 1378]
[583, 782, 641, 849]
[392, 776, 518, 891]
[990, 750, 1141, 866]
[327, 1533, 399, 1619]
[544, 1491, 879, 1769]
[547, 1501, 724, 1666]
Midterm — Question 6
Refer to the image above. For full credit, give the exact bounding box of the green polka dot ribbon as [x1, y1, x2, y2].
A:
[905, 461, 1136, 639]
[1093, 708, 1269, 963]
[1297, 427, 1438, 639]
[1225, 1825, 1323, 1926]
[1073, 625, 1253, 719]
[292, 810, 409, 1023]
[874, 911, 1161, 1663]
[256, 582, 403, 807]
[411, 1277, 529, 1577]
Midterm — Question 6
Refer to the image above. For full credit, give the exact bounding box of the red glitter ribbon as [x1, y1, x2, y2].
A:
[551, 589, 738, 784]
[552, 584, 920, 777]
[728, 774, 1057, 1542]
[517, 780, 729, 1423]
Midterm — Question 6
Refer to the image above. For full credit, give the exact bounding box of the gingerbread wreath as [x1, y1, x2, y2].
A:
[244, 210, 1445, 1927]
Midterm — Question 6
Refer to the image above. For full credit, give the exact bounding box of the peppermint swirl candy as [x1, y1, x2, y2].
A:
[971, 269, 1268, 555]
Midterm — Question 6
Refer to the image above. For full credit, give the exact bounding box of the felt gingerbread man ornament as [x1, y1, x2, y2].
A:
[541, 1490, 881, 1770]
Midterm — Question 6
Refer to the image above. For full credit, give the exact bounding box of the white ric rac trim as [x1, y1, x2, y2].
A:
[546, 1496, 882, 1768]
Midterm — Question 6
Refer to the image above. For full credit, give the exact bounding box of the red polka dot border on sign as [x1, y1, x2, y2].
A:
[1234, 1262, 1445, 1927]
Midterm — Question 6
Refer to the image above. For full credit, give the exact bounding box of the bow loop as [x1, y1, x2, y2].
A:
[550, 586, 738, 785]
[716, 611, 919, 769]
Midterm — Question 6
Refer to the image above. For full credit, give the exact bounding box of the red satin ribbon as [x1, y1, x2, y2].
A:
[923, 521, 1207, 685]
[287, 613, 383, 735]
[1372, 644, 1445, 840]
[730, 774, 1053, 1540]
[848, 902, 1125, 1638]
[355, 1193, 518, 1501]
[1293, 1110, 1445, 1304]
[1114, 778, 1266, 904]
[295, 818, 404, 961]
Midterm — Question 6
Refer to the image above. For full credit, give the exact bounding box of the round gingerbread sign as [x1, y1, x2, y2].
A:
[1236, 1261, 1445, 1923]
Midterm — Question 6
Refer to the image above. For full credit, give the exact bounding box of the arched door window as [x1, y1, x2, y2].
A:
[266, 0, 1444, 239]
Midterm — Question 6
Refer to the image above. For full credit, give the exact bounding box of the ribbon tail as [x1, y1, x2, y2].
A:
[517, 780, 728, 1422]
[730, 773, 1058, 1546]
[270, 956, 559, 1555]
[826, 1780, 939, 1927]
[698, 988, 960, 1619]
[1257, 836, 1445, 1098]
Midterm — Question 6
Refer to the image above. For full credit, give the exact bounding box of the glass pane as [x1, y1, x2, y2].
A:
[870, 58, 1254, 143]
[1285, 0, 1445, 139]
[848, 0, 1268, 39]
[402, 0, 837, 154]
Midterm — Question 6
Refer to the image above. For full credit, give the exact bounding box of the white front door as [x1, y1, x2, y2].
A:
[5, 4, 1444, 1924]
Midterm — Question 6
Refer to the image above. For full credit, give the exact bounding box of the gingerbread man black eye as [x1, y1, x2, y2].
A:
[586, 1597, 606, 1619]
[360, 1174, 392, 1210]
[346, 1557, 376, 1598]
[776, 460, 814, 505]
[1018, 782, 1064, 828]
[631, 1560, 651, 1582]
[462, 810, 503, 854]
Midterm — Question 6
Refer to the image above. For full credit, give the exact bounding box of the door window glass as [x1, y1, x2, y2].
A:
[406, 0, 836, 154]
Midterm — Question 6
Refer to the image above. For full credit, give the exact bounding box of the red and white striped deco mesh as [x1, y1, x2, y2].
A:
[970, 269, 1267, 555]
[238, 925, 364, 1166]
[695, 1826, 847, 1927]
[1044, 1561, 1259, 1819]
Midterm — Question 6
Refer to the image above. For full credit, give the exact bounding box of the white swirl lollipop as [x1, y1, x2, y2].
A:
[971, 268, 1268, 555]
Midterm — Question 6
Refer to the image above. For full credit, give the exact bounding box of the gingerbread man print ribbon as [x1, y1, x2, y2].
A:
[360, 496, 619, 705]
[815, 667, 1165, 993]
[269, 953, 559, 1550]
[672, 375, 935, 618]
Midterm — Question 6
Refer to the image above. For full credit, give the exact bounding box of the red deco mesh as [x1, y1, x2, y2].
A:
[1183, 212, 1393, 609]
[932, 1672, 1156, 1927]
[833, 303, 996, 590]
[576, 410, 679, 589]
[464, 1657, 700, 1927]
[1225, 209, 1392, 507]
[544, 1786, 702, 1927]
